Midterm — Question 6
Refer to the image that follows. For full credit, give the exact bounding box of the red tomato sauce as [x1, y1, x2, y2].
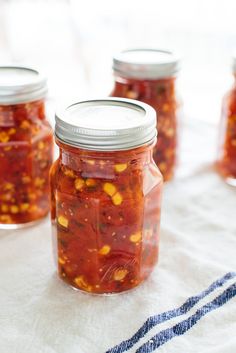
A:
[50, 139, 163, 294]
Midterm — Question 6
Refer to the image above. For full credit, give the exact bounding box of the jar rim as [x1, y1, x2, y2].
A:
[113, 48, 180, 80]
[55, 98, 157, 152]
[0, 66, 47, 105]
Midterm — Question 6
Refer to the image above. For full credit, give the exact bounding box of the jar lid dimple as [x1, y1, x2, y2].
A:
[113, 48, 180, 79]
[0, 66, 47, 105]
[55, 98, 157, 151]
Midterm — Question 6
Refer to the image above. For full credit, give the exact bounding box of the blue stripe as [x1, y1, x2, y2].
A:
[136, 282, 236, 353]
[106, 272, 236, 353]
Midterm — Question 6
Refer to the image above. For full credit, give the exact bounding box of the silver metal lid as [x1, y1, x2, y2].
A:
[55, 98, 157, 151]
[0, 66, 47, 105]
[113, 48, 180, 79]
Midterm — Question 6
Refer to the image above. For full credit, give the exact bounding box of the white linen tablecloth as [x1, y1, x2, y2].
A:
[0, 119, 236, 353]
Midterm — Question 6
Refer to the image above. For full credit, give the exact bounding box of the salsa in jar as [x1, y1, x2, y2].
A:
[217, 58, 236, 186]
[50, 98, 163, 294]
[110, 49, 180, 181]
[0, 66, 53, 228]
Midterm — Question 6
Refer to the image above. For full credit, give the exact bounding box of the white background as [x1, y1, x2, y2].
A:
[0, 0, 236, 123]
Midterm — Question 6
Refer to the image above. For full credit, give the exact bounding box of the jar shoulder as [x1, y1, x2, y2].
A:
[51, 158, 163, 197]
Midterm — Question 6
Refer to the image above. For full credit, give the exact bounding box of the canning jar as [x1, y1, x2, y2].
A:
[217, 57, 236, 186]
[0, 66, 53, 228]
[110, 49, 180, 181]
[50, 98, 163, 294]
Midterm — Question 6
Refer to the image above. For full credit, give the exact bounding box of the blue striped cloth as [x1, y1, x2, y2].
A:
[107, 272, 236, 353]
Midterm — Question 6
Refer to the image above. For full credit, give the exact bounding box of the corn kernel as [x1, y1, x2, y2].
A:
[74, 275, 86, 287]
[162, 103, 170, 112]
[74, 178, 85, 190]
[0, 215, 12, 223]
[113, 268, 128, 281]
[86, 159, 95, 165]
[85, 178, 96, 187]
[20, 120, 30, 129]
[20, 203, 29, 212]
[34, 177, 45, 187]
[38, 141, 45, 150]
[159, 162, 167, 173]
[126, 90, 138, 99]
[98, 245, 111, 255]
[1, 204, 8, 212]
[58, 257, 66, 265]
[114, 163, 127, 172]
[74, 275, 92, 291]
[28, 205, 38, 213]
[166, 128, 174, 137]
[112, 192, 123, 205]
[32, 126, 40, 135]
[0, 132, 9, 143]
[22, 176, 31, 184]
[103, 182, 116, 197]
[64, 168, 75, 178]
[58, 215, 69, 228]
[4, 182, 14, 191]
[28, 192, 36, 200]
[10, 205, 19, 214]
[8, 128, 16, 135]
[130, 231, 142, 243]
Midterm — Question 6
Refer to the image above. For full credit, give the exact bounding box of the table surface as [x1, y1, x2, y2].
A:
[0, 119, 236, 353]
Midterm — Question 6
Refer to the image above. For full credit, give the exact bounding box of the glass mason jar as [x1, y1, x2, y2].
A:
[110, 49, 180, 181]
[50, 98, 163, 294]
[0, 66, 53, 228]
[217, 58, 236, 186]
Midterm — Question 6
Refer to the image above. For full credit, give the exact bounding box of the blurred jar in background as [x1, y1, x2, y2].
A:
[217, 57, 236, 186]
[0, 66, 53, 228]
[110, 49, 180, 181]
